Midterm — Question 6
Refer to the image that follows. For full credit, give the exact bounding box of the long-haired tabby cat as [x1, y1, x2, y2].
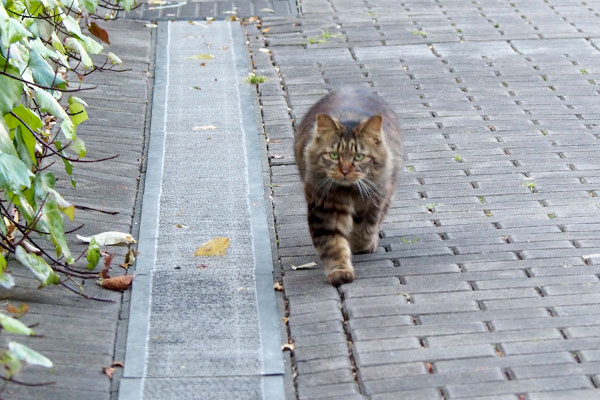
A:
[294, 88, 404, 286]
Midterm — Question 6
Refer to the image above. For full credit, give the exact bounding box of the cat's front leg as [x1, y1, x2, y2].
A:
[350, 207, 381, 254]
[307, 201, 354, 286]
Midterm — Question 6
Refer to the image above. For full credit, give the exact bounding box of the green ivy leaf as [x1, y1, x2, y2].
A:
[14, 246, 60, 287]
[0, 314, 33, 336]
[68, 97, 88, 126]
[34, 88, 76, 141]
[5, 104, 43, 132]
[0, 154, 34, 192]
[8, 342, 53, 368]
[64, 37, 92, 68]
[28, 49, 67, 89]
[55, 140, 75, 187]
[50, 31, 65, 53]
[0, 16, 33, 49]
[107, 52, 122, 65]
[0, 348, 22, 378]
[117, 0, 135, 11]
[0, 254, 14, 289]
[61, 15, 83, 37]
[86, 237, 100, 269]
[80, 35, 103, 54]
[15, 127, 36, 168]
[44, 202, 73, 263]
[0, 119, 18, 157]
[81, 0, 98, 13]
[0, 63, 23, 116]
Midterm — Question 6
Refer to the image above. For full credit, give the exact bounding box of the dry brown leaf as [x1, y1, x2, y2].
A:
[88, 22, 110, 44]
[103, 367, 115, 379]
[175, 224, 190, 229]
[120, 249, 138, 270]
[282, 317, 289, 325]
[100, 275, 133, 291]
[112, 361, 124, 368]
[194, 237, 230, 256]
[6, 303, 28, 315]
[262, 27, 271, 33]
[273, 282, 283, 291]
[247, 16, 259, 23]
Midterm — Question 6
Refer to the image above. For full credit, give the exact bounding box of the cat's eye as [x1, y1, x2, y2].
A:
[354, 153, 365, 161]
[329, 151, 339, 160]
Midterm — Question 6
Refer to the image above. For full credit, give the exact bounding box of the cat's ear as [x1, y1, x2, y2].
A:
[316, 114, 342, 134]
[359, 115, 383, 140]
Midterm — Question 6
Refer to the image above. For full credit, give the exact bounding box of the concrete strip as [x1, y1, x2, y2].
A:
[120, 20, 284, 399]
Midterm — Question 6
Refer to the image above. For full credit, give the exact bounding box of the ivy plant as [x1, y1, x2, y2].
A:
[0, 0, 135, 386]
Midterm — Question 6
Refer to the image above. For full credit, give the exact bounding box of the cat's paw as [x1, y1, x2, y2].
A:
[326, 267, 355, 286]
[351, 241, 377, 254]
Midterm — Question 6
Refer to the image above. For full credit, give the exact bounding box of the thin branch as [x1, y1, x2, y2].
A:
[59, 281, 114, 302]
[0, 70, 96, 93]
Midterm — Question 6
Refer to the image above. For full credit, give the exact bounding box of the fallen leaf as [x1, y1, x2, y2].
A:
[262, 27, 271, 33]
[291, 261, 317, 270]
[247, 16, 259, 23]
[426, 362, 434, 374]
[99, 275, 133, 291]
[147, 0, 165, 4]
[259, 48, 271, 53]
[274, 282, 283, 291]
[88, 22, 110, 45]
[192, 125, 218, 131]
[281, 343, 294, 351]
[103, 367, 115, 379]
[145, 23, 158, 28]
[190, 86, 201, 91]
[175, 224, 190, 228]
[119, 249, 138, 270]
[185, 54, 214, 60]
[112, 361, 124, 368]
[260, 8, 274, 13]
[269, 155, 283, 159]
[6, 304, 28, 315]
[282, 317, 289, 324]
[77, 232, 136, 246]
[101, 251, 114, 278]
[228, 15, 238, 21]
[194, 237, 230, 256]
[197, 264, 209, 269]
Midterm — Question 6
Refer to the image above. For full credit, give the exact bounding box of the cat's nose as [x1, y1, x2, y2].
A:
[340, 165, 351, 176]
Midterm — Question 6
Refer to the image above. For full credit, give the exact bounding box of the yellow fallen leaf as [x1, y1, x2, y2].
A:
[147, 0, 165, 4]
[273, 282, 283, 291]
[260, 8, 274, 13]
[194, 237, 230, 256]
[185, 54, 214, 60]
[291, 261, 317, 270]
[262, 27, 271, 33]
[192, 125, 218, 131]
[281, 342, 294, 351]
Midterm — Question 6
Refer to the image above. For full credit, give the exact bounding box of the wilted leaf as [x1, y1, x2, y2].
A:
[185, 54, 214, 60]
[8, 342, 52, 368]
[192, 125, 218, 131]
[119, 248, 138, 270]
[259, 48, 271, 53]
[6, 304, 28, 315]
[247, 16, 259, 23]
[101, 251, 114, 279]
[103, 366, 115, 379]
[194, 237, 230, 256]
[107, 52, 123, 65]
[260, 8, 274, 13]
[291, 261, 317, 270]
[99, 275, 133, 291]
[145, 23, 158, 28]
[112, 361, 124, 368]
[197, 264, 209, 269]
[77, 231, 136, 246]
[262, 27, 271, 33]
[274, 282, 283, 291]
[175, 224, 189, 229]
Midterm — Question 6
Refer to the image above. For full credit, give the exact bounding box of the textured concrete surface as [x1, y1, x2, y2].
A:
[247, 0, 600, 398]
[120, 20, 284, 399]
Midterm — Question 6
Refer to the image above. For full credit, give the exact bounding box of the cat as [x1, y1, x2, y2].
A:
[294, 87, 404, 286]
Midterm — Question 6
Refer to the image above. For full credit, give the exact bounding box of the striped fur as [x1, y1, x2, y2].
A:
[294, 88, 404, 286]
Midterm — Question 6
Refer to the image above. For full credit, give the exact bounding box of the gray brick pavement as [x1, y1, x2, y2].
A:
[248, 0, 600, 398]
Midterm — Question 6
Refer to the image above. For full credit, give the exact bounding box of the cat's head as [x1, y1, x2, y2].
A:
[306, 113, 390, 190]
